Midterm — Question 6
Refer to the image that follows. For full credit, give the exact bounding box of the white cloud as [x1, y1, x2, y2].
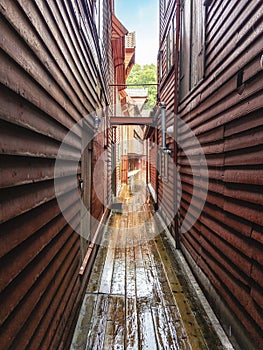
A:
[115, 0, 158, 65]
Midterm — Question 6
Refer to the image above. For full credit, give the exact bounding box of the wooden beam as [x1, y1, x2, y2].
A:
[110, 117, 153, 125]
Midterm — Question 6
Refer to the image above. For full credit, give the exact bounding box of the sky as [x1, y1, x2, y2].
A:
[115, 0, 159, 66]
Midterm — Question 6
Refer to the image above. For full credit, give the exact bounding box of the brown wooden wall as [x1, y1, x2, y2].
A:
[158, 72, 177, 235]
[157, 0, 178, 239]
[177, 0, 263, 348]
[157, 0, 263, 348]
[0, 0, 114, 349]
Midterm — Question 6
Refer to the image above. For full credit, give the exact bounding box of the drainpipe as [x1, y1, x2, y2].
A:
[160, 102, 167, 150]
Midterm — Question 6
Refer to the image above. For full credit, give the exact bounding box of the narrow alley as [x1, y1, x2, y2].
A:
[71, 174, 228, 350]
[0, 0, 262, 349]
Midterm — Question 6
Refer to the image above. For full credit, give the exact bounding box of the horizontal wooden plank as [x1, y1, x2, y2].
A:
[223, 184, 263, 205]
[0, 190, 79, 258]
[0, 86, 81, 147]
[186, 74, 263, 131]
[206, 1, 260, 69]
[197, 256, 263, 344]
[179, 37, 262, 120]
[250, 285, 263, 310]
[224, 146, 263, 166]
[199, 224, 252, 278]
[2, 0, 99, 112]
[223, 199, 263, 227]
[0, 228, 79, 349]
[0, 14, 88, 121]
[224, 108, 263, 137]
[251, 229, 263, 245]
[196, 126, 225, 144]
[0, 175, 78, 224]
[110, 117, 153, 126]
[1, 226, 80, 342]
[224, 126, 263, 152]
[206, 0, 235, 36]
[250, 263, 263, 288]
[39, 248, 80, 350]
[0, 155, 80, 188]
[201, 250, 263, 328]
[251, 242, 263, 267]
[224, 168, 263, 185]
[12, 239, 80, 350]
[0, 207, 79, 293]
[0, 50, 82, 132]
[201, 210, 253, 247]
[178, 153, 225, 167]
[0, 118, 80, 159]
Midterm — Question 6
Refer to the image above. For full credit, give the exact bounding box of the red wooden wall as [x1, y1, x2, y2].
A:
[157, 0, 178, 240]
[157, 0, 263, 348]
[0, 0, 114, 349]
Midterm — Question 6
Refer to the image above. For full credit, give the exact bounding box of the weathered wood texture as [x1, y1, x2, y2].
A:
[157, 0, 263, 348]
[0, 0, 114, 349]
[156, 0, 178, 240]
[71, 183, 224, 350]
[177, 0, 263, 347]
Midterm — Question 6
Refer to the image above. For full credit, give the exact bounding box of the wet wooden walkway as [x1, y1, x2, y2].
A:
[70, 182, 225, 350]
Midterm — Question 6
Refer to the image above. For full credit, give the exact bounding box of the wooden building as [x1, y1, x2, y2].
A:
[111, 31, 136, 193]
[147, 0, 263, 348]
[0, 0, 128, 349]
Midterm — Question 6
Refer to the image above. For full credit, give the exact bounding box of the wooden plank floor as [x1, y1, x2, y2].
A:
[70, 181, 224, 350]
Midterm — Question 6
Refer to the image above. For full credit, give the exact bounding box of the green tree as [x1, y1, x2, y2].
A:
[127, 64, 157, 110]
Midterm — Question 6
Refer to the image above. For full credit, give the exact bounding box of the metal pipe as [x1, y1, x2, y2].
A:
[160, 102, 166, 150]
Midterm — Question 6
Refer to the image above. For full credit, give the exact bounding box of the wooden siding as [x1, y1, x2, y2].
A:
[157, 0, 263, 348]
[157, 0, 179, 241]
[0, 0, 114, 349]
[177, 0, 263, 348]
[158, 72, 177, 234]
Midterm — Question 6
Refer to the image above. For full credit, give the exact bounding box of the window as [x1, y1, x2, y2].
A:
[165, 13, 178, 76]
[166, 25, 174, 73]
[159, 13, 177, 81]
[179, 0, 205, 100]
[158, 50, 163, 81]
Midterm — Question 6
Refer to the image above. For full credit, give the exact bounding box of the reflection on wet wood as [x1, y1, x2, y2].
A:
[137, 300, 157, 350]
[103, 296, 125, 350]
[126, 298, 138, 349]
[87, 294, 109, 349]
[71, 177, 221, 350]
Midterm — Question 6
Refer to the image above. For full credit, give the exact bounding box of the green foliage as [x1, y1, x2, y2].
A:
[127, 64, 157, 110]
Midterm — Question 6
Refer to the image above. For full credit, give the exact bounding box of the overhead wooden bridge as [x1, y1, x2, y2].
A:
[110, 116, 154, 126]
